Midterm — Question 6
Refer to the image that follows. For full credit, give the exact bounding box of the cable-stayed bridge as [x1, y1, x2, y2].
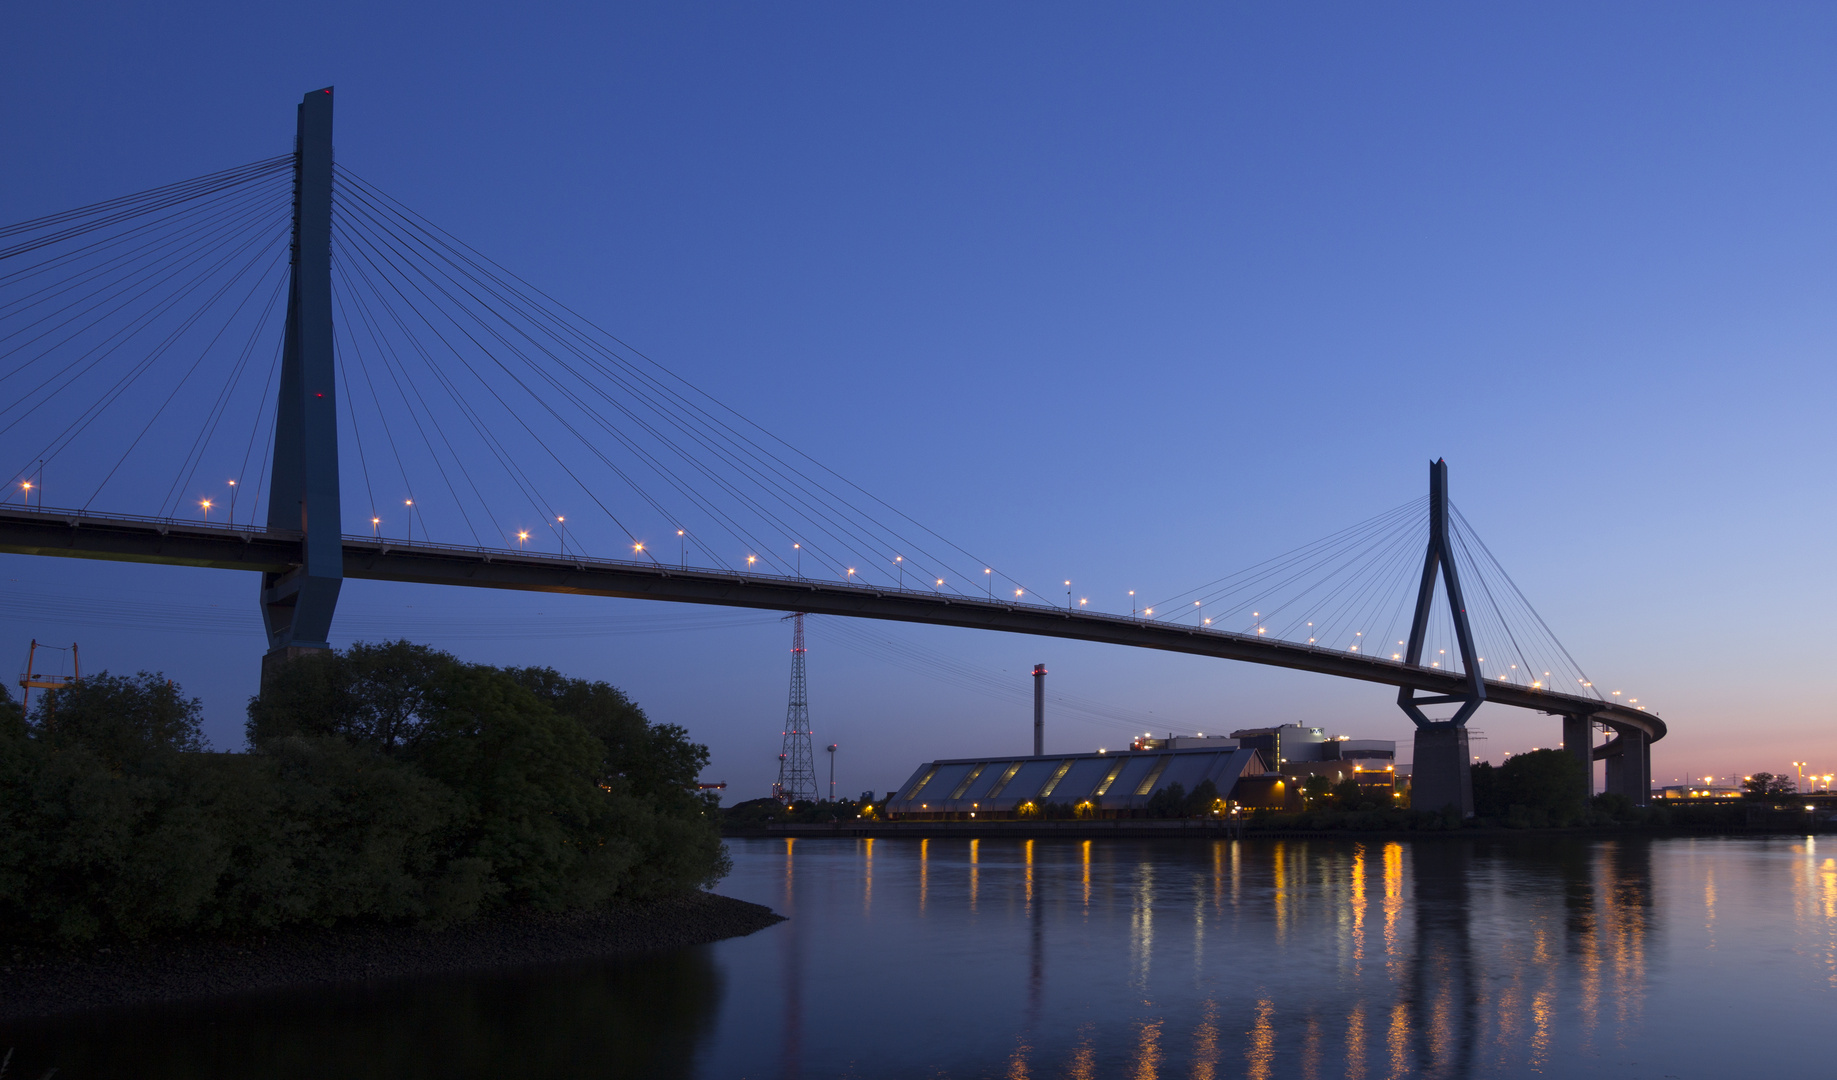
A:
[0, 89, 1659, 811]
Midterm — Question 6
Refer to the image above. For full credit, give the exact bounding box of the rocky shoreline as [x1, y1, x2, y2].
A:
[0, 891, 782, 1021]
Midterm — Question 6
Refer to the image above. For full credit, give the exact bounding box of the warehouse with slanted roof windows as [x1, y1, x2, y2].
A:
[884, 740, 1274, 820]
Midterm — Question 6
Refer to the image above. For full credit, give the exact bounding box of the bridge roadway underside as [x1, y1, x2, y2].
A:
[0, 508, 1665, 779]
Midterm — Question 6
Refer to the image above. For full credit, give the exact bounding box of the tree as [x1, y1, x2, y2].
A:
[0, 647, 731, 945]
[1146, 782, 1188, 818]
[1184, 779, 1221, 817]
[1471, 761, 1500, 817]
[33, 671, 205, 768]
[246, 640, 457, 752]
[252, 643, 729, 901]
[1301, 774, 1333, 803]
[1742, 773, 1797, 800]
[505, 666, 708, 807]
[1495, 749, 1588, 827]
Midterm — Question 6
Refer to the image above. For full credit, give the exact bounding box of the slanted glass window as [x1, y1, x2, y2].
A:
[1134, 756, 1172, 796]
[950, 763, 988, 799]
[1093, 758, 1127, 797]
[1037, 759, 1075, 798]
[904, 765, 940, 801]
[984, 760, 1026, 798]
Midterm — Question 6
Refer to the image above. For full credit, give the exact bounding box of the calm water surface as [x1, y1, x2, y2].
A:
[5, 835, 1834, 1078]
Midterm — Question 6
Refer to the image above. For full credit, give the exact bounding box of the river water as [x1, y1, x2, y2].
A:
[6, 834, 1835, 1078]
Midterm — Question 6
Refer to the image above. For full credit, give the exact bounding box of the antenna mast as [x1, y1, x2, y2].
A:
[776, 613, 819, 803]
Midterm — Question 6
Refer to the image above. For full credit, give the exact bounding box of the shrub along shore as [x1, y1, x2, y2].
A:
[0, 642, 764, 1014]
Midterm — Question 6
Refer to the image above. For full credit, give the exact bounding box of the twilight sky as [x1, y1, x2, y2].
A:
[2, 2, 1833, 798]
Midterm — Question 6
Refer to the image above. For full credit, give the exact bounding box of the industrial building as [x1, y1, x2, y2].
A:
[884, 723, 1402, 820]
[1231, 724, 1401, 806]
[885, 741, 1271, 820]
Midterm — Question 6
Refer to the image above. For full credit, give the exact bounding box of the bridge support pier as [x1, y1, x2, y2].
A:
[1412, 724, 1472, 817]
[1601, 729, 1651, 807]
[1563, 714, 1595, 797]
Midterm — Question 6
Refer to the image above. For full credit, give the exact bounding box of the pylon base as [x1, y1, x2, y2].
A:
[1412, 725, 1472, 818]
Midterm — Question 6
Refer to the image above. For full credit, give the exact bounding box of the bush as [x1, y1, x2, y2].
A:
[0, 644, 728, 946]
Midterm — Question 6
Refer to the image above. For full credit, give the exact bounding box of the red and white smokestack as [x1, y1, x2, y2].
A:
[1032, 664, 1047, 756]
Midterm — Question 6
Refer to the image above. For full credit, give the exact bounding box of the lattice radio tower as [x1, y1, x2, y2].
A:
[775, 612, 819, 803]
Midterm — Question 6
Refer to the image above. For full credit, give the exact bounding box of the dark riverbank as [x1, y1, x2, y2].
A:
[0, 891, 781, 1021]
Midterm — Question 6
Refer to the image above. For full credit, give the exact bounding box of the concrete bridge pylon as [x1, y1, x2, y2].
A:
[259, 87, 343, 685]
[1398, 459, 1485, 817]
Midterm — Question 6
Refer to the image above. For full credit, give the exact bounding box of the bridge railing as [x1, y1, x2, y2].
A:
[0, 503, 296, 540]
[0, 503, 1637, 714]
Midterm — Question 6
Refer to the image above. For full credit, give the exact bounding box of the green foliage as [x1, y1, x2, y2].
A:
[1471, 761, 1499, 816]
[1473, 750, 1588, 827]
[1590, 792, 1635, 821]
[1741, 772, 1797, 800]
[0, 645, 728, 946]
[37, 672, 205, 767]
[0, 681, 27, 739]
[1146, 781, 1187, 818]
[1186, 779, 1221, 817]
[724, 797, 792, 827]
[1301, 774, 1333, 801]
[1140, 780, 1222, 819]
[245, 640, 455, 751]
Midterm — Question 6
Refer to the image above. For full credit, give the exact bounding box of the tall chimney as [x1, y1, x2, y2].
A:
[1032, 664, 1046, 756]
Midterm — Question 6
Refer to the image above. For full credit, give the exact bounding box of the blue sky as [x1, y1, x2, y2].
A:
[2, 2, 1833, 797]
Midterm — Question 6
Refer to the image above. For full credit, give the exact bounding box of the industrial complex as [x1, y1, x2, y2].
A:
[885, 723, 1402, 819]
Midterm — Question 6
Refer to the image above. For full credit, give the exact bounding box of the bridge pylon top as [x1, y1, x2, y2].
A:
[1396, 459, 1485, 729]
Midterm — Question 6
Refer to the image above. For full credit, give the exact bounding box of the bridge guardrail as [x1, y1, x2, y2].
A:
[0, 503, 1649, 725]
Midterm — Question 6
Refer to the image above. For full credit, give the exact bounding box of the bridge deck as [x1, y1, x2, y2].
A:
[0, 505, 1664, 743]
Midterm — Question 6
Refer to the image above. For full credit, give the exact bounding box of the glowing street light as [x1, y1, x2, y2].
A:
[985, 567, 992, 598]
[200, 498, 212, 521]
[371, 516, 380, 536]
[677, 528, 686, 568]
[405, 499, 414, 543]
[227, 478, 237, 523]
[847, 567, 857, 584]
[517, 530, 530, 548]
[556, 515, 566, 554]
[747, 554, 757, 571]
[1129, 590, 1136, 617]
[794, 542, 802, 577]
[895, 555, 904, 588]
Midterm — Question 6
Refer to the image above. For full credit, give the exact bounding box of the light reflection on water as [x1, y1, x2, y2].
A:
[703, 835, 1833, 1079]
[3, 836, 1835, 1078]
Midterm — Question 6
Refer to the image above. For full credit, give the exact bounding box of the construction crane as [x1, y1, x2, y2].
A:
[20, 639, 78, 712]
